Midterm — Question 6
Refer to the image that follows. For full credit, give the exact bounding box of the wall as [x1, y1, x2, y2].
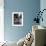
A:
[4, 0, 40, 42]
[40, 0, 46, 27]
[0, 0, 4, 42]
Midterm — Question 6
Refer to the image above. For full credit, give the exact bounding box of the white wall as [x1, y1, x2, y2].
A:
[0, 0, 4, 42]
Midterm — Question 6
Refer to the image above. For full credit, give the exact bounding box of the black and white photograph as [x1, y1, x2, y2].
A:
[12, 12, 23, 26]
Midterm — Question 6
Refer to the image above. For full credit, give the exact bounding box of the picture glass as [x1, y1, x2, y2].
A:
[12, 12, 23, 26]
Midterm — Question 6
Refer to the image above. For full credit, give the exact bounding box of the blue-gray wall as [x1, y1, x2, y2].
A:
[4, 0, 40, 42]
[40, 0, 46, 27]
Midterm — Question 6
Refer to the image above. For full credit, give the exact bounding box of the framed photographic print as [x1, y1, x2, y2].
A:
[12, 12, 23, 26]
